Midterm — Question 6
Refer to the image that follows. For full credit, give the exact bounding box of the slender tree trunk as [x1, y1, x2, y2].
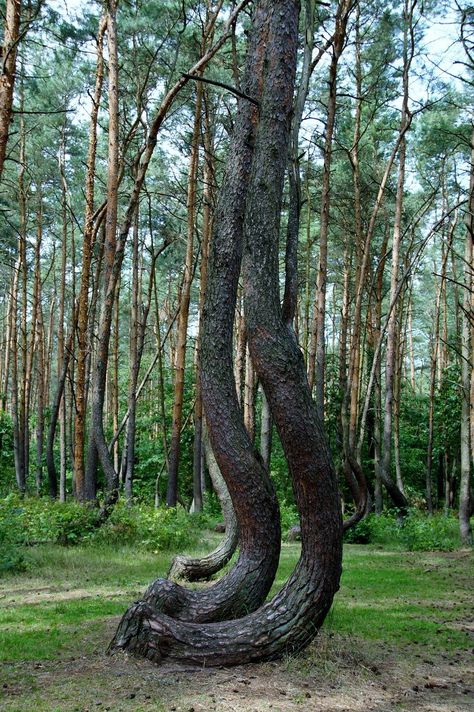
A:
[459, 127, 473, 546]
[380, 0, 414, 511]
[0, 0, 21, 180]
[192, 87, 215, 513]
[34, 190, 45, 495]
[74, 16, 106, 501]
[88, 1, 121, 506]
[282, 0, 316, 327]
[166, 81, 203, 507]
[308, 0, 351, 412]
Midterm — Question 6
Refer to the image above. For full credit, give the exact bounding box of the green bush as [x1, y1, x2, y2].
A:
[280, 500, 299, 537]
[344, 510, 461, 551]
[0, 495, 26, 572]
[343, 515, 372, 544]
[20, 498, 100, 546]
[91, 502, 198, 551]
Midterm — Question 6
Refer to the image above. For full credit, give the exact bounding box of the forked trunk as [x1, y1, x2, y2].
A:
[110, 0, 342, 666]
[110, 0, 281, 627]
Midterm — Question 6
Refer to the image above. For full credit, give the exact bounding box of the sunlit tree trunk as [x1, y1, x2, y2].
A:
[380, 0, 414, 511]
[0, 0, 21, 180]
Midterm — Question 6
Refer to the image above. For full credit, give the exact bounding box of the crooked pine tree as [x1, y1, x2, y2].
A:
[109, 0, 342, 666]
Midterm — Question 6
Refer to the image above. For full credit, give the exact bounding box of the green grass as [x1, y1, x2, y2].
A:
[0, 539, 472, 712]
[1, 540, 471, 665]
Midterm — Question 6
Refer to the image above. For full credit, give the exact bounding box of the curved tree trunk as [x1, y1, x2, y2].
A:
[109, 0, 342, 666]
[168, 424, 238, 582]
[111, 0, 281, 625]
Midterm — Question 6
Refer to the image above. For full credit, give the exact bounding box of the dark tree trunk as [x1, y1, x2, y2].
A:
[110, 0, 342, 666]
[110, 0, 281, 626]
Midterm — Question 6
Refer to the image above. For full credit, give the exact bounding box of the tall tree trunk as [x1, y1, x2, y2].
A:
[0, 0, 21, 179]
[380, 0, 414, 511]
[111, 0, 342, 666]
[459, 127, 473, 546]
[308, 0, 351, 410]
[88, 0, 121, 507]
[91, 0, 254, 509]
[282, 0, 316, 327]
[74, 15, 106, 501]
[34, 190, 45, 495]
[192, 80, 216, 514]
[166, 79, 203, 506]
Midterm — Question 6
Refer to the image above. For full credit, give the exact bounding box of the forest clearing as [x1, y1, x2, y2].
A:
[1, 0, 474, 699]
[1, 536, 473, 712]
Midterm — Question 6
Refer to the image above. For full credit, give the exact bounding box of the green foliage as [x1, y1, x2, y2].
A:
[92, 503, 198, 551]
[0, 495, 26, 573]
[344, 511, 462, 551]
[0, 497, 210, 553]
[279, 500, 299, 537]
[15, 497, 100, 546]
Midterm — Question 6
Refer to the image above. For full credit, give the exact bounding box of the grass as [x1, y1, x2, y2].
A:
[0, 538, 472, 711]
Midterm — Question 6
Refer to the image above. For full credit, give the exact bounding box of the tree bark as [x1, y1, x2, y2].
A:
[380, 0, 414, 512]
[310, 0, 351, 418]
[166, 76, 203, 507]
[0, 0, 21, 180]
[110, 0, 342, 666]
[459, 126, 473, 546]
[74, 15, 106, 501]
[111, 0, 283, 637]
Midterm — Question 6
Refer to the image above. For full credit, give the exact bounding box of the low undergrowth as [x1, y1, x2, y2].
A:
[343, 510, 463, 551]
[0, 495, 220, 573]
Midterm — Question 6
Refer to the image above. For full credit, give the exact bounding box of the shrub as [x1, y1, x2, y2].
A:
[0, 495, 26, 572]
[280, 500, 299, 538]
[343, 515, 372, 544]
[20, 498, 100, 546]
[92, 502, 199, 551]
[344, 510, 461, 551]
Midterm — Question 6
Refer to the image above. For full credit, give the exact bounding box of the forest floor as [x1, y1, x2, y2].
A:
[0, 539, 472, 712]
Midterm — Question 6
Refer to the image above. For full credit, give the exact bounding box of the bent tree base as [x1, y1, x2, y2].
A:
[168, 430, 238, 583]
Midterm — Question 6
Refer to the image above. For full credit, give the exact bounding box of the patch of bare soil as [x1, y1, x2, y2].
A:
[2, 622, 472, 712]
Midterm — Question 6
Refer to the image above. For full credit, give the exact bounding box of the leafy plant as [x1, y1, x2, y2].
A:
[0, 495, 26, 572]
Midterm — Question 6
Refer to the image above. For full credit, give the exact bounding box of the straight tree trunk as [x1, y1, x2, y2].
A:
[308, 0, 351, 412]
[166, 76, 203, 507]
[459, 127, 473, 546]
[73, 15, 106, 501]
[192, 76, 216, 513]
[0, 0, 21, 179]
[380, 0, 414, 511]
